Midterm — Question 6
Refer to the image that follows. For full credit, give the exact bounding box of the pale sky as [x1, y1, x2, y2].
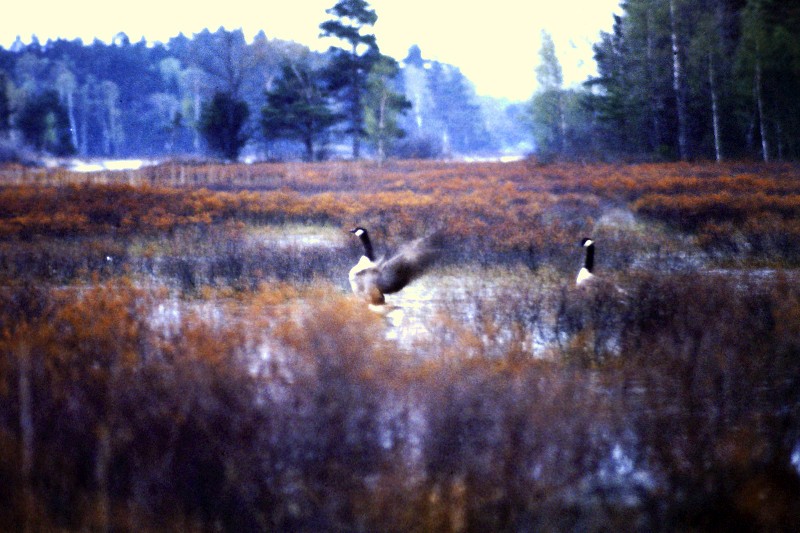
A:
[0, 0, 621, 102]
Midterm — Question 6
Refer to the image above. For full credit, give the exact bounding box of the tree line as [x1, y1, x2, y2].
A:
[530, 0, 800, 161]
[0, 0, 517, 163]
[3, 0, 797, 164]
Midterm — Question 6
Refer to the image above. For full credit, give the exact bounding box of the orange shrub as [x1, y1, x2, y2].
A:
[2, 159, 800, 264]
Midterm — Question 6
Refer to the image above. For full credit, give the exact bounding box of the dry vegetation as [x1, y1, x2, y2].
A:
[1, 159, 800, 531]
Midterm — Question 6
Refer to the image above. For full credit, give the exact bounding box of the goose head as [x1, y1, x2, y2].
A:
[350, 226, 376, 261]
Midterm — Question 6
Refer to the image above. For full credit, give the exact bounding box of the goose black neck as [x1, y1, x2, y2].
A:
[584, 243, 595, 272]
[359, 232, 375, 261]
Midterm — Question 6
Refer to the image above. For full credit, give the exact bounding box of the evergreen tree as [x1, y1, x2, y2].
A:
[686, 0, 728, 161]
[588, 0, 711, 159]
[737, 0, 800, 160]
[588, 15, 635, 153]
[0, 71, 10, 137]
[586, 0, 800, 161]
[200, 91, 249, 160]
[261, 58, 341, 161]
[16, 90, 75, 155]
[320, 0, 381, 159]
[590, 0, 677, 158]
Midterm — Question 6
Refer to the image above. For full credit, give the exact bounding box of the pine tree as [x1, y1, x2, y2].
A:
[589, 15, 634, 153]
[737, 0, 800, 160]
[320, 0, 381, 159]
[262, 57, 341, 161]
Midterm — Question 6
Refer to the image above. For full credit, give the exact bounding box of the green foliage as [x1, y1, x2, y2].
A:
[590, 1, 677, 158]
[736, 0, 800, 159]
[261, 58, 341, 161]
[320, 0, 381, 159]
[363, 55, 411, 160]
[0, 72, 10, 136]
[530, 89, 562, 155]
[0, 20, 524, 161]
[199, 91, 250, 161]
[530, 32, 567, 157]
[588, 0, 800, 161]
[530, 34, 597, 159]
[320, 0, 379, 47]
[16, 90, 74, 156]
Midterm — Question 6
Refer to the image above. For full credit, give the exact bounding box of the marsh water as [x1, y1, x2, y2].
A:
[142, 222, 800, 513]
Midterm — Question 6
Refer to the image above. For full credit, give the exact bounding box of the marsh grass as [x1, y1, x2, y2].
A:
[4, 271, 798, 531]
[1, 160, 800, 530]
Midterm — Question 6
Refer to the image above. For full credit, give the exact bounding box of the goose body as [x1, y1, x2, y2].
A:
[349, 227, 440, 308]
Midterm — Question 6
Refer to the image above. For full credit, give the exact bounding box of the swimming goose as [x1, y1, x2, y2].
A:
[349, 227, 441, 308]
[576, 237, 597, 287]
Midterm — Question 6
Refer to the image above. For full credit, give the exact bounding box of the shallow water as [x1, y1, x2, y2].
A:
[373, 266, 557, 354]
[246, 224, 349, 249]
[65, 158, 155, 172]
[145, 263, 800, 493]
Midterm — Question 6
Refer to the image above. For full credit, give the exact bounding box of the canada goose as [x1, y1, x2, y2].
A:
[349, 227, 440, 309]
[576, 237, 597, 287]
[575, 237, 629, 297]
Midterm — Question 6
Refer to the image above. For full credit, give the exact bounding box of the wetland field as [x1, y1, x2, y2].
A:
[1, 159, 800, 531]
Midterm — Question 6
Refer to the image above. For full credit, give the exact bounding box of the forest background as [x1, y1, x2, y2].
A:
[0, 0, 798, 164]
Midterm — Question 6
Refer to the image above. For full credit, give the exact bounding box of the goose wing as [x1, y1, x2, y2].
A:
[376, 234, 441, 294]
